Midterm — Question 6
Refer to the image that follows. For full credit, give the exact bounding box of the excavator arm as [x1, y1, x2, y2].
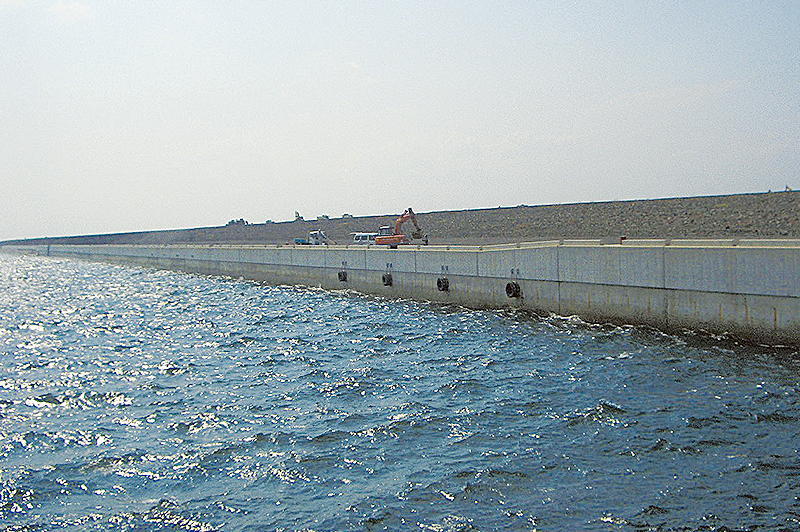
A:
[394, 208, 423, 240]
[375, 207, 427, 247]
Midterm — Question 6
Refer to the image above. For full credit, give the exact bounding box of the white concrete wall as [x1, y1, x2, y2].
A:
[365, 248, 415, 273]
[4, 240, 799, 345]
[665, 246, 800, 297]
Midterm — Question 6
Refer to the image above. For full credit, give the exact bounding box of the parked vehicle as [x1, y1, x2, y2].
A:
[294, 230, 335, 245]
[352, 232, 378, 245]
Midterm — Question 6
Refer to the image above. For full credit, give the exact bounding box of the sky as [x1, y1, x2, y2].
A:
[2, 1, 798, 241]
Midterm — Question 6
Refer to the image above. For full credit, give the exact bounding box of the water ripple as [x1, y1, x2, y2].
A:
[1, 252, 800, 530]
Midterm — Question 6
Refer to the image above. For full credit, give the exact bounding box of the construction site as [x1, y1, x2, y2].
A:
[3, 191, 799, 247]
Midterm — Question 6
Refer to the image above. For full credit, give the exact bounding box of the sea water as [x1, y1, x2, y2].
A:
[1, 252, 799, 531]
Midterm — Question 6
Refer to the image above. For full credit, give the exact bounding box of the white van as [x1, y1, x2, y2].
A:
[352, 232, 378, 245]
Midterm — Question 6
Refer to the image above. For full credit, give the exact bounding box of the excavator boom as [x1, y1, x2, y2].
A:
[394, 209, 421, 236]
[376, 207, 426, 247]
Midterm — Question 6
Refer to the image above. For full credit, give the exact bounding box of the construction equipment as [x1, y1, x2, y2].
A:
[375, 208, 427, 248]
[294, 230, 336, 245]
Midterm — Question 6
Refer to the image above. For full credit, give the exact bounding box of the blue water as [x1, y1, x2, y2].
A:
[1, 253, 799, 531]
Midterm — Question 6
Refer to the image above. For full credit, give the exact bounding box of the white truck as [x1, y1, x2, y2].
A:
[294, 230, 335, 245]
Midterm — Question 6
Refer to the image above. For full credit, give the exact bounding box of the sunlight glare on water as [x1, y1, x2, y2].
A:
[1, 252, 799, 531]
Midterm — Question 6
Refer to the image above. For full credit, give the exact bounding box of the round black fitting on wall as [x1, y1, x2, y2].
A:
[338, 271, 348, 282]
[506, 281, 522, 298]
[382, 273, 393, 286]
[436, 277, 449, 292]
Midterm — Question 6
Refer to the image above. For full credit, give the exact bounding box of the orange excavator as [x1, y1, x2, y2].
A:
[374, 207, 428, 248]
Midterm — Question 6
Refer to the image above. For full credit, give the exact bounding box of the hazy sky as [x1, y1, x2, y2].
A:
[2, 1, 798, 240]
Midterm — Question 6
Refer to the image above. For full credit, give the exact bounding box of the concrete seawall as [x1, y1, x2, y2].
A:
[3, 240, 799, 346]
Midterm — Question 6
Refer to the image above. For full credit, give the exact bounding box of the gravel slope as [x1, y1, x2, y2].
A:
[6, 192, 799, 246]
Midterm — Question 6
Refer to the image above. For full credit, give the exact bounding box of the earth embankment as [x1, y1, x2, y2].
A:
[6, 191, 799, 246]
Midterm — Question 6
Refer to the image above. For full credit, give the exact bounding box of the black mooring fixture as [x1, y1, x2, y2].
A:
[437, 277, 449, 292]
